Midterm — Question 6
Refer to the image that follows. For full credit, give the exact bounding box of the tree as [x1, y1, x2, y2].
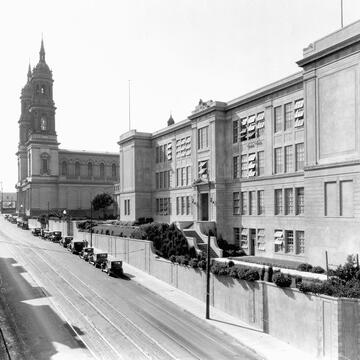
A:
[91, 193, 114, 219]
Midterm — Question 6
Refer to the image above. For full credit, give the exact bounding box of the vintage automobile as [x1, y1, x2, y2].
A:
[60, 236, 73, 248]
[68, 240, 85, 255]
[31, 228, 42, 236]
[41, 230, 53, 240]
[17, 221, 29, 230]
[79, 247, 94, 261]
[49, 231, 62, 243]
[89, 251, 108, 268]
[101, 259, 123, 277]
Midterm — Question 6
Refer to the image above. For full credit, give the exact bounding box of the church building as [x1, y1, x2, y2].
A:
[16, 40, 119, 217]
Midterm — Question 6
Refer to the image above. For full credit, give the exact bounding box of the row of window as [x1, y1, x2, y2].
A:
[234, 151, 264, 178]
[234, 228, 305, 255]
[176, 196, 192, 215]
[274, 143, 304, 174]
[60, 161, 116, 178]
[274, 230, 305, 254]
[176, 137, 191, 158]
[176, 166, 192, 187]
[274, 187, 304, 215]
[156, 198, 171, 215]
[155, 171, 171, 189]
[233, 99, 304, 144]
[233, 191, 265, 215]
[155, 143, 172, 163]
[234, 112, 265, 143]
[274, 99, 304, 133]
[156, 126, 207, 164]
[233, 187, 304, 216]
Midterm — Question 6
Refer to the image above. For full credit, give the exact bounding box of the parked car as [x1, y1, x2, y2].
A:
[79, 247, 94, 261]
[60, 236, 73, 248]
[49, 231, 62, 243]
[31, 228, 42, 236]
[41, 230, 53, 240]
[21, 222, 29, 230]
[89, 251, 108, 268]
[101, 259, 123, 277]
[68, 240, 85, 254]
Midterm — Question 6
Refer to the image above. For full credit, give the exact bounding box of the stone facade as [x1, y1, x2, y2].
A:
[115, 21, 360, 267]
[16, 41, 119, 217]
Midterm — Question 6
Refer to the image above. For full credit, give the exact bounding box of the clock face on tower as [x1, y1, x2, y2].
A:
[40, 116, 47, 131]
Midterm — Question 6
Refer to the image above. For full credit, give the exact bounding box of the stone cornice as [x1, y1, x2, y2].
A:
[297, 33, 360, 67]
[225, 72, 303, 112]
[304, 159, 360, 172]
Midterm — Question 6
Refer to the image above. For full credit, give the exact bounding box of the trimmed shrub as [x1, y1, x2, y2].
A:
[245, 269, 260, 282]
[228, 260, 235, 268]
[197, 259, 207, 271]
[237, 267, 248, 280]
[181, 257, 189, 266]
[189, 259, 198, 269]
[229, 267, 239, 278]
[273, 272, 292, 288]
[218, 265, 230, 276]
[211, 263, 221, 275]
[297, 263, 313, 272]
[312, 266, 325, 274]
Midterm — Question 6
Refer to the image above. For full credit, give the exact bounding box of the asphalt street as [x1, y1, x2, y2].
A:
[0, 216, 261, 360]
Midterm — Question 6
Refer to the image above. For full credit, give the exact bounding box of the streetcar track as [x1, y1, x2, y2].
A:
[0, 223, 257, 360]
[33, 245, 195, 360]
[0, 234, 123, 360]
[0, 228, 179, 360]
[7, 241, 153, 360]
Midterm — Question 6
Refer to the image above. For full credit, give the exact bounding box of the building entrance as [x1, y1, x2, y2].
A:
[200, 193, 209, 221]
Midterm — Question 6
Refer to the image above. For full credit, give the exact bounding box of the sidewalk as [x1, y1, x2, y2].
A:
[122, 262, 317, 360]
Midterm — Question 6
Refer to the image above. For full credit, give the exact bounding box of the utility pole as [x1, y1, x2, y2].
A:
[90, 201, 93, 247]
[205, 172, 211, 319]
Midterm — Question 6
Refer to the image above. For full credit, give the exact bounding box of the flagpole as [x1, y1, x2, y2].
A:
[128, 80, 131, 130]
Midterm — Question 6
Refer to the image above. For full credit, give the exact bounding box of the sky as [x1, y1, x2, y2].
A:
[1, 0, 360, 192]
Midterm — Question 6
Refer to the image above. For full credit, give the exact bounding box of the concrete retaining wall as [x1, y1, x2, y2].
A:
[70, 222, 359, 360]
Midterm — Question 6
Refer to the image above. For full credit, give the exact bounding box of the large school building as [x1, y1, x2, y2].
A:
[115, 21, 360, 266]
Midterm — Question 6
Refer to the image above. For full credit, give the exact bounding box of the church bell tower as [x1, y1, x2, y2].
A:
[16, 39, 60, 216]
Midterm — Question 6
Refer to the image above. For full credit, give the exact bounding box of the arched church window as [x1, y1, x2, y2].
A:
[112, 163, 116, 178]
[61, 161, 67, 176]
[75, 162, 81, 177]
[100, 163, 105, 178]
[41, 85, 46, 94]
[40, 116, 47, 131]
[88, 162, 93, 177]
